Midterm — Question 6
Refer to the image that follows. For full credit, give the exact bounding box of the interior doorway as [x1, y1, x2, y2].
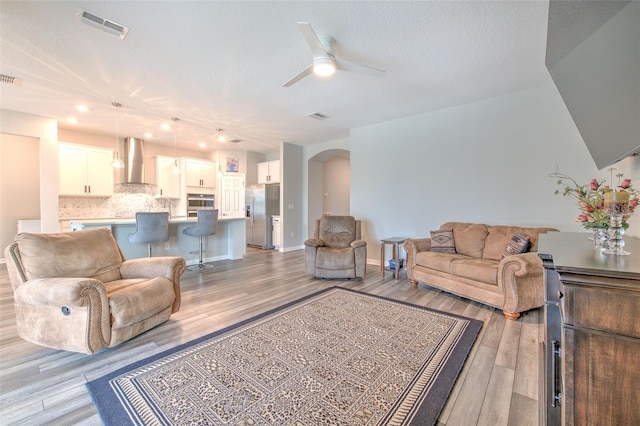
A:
[307, 149, 350, 238]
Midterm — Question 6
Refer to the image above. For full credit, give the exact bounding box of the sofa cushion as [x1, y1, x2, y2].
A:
[483, 226, 554, 260]
[503, 233, 531, 258]
[14, 229, 123, 283]
[440, 222, 489, 258]
[450, 258, 499, 285]
[415, 251, 470, 274]
[430, 229, 456, 253]
[105, 278, 176, 328]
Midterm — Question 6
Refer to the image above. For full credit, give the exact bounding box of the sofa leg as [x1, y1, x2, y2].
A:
[409, 279, 418, 286]
[503, 311, 520, 321]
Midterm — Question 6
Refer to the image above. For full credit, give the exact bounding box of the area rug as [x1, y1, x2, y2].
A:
[87, 287, 482, 425]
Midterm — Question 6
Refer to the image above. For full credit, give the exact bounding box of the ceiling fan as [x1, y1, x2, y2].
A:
[282, 22, 385, 87]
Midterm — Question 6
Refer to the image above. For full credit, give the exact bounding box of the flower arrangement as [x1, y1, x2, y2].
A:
[550, 168, 639, 230]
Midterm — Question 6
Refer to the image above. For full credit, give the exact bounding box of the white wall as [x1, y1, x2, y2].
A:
[350, 83, 640, 263]
[0, 110, 58, 232]
[323, 156, 350, 216]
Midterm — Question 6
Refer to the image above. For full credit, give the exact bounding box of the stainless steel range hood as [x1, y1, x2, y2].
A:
[124, 137, 145, 183]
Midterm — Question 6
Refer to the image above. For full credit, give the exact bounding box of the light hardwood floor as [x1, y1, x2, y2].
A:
[0, 249, 543, 425]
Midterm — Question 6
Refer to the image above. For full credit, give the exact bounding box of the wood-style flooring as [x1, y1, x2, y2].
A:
[0, 248, 542, 425]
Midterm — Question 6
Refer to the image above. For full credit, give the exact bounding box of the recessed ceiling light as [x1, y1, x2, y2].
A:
[75, 104, 89, 113]
[161, 123, 171, 131]
[144, 132, 153, 138]
[67, 117, 78, 124]
[199, 142, 206, 148]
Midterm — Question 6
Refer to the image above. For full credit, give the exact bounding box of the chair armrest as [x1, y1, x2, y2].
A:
[304, 238, 325, 248]
[120, 256, 185, 280]
[498, 252, 545, 314]
[350, 239, 367, 249]
[13, 277, 107, 307]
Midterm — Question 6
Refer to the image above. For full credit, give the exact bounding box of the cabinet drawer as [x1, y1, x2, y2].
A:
[563, 284, 640, 338]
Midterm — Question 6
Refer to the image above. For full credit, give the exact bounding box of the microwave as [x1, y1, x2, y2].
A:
[187, 193, 215, 218]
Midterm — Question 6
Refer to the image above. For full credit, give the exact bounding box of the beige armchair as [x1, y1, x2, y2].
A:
[4, 228, 186, 354]
[304, 215, 367, 279]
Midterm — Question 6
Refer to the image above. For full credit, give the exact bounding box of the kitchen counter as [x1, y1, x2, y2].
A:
[62, 216, 246, 263]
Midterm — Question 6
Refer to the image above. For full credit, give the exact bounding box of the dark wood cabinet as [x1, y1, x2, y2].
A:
[539, 232, 640, 426]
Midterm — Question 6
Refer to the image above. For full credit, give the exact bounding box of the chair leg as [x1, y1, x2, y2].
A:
[147, 243, 152, 257]
[187, 236, 213, 271]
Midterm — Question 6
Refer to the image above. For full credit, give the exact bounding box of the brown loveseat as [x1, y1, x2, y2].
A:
[4, 228, 186, 354]
[404, 222, 557, 320]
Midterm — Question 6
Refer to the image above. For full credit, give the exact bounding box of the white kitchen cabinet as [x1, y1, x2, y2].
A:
[59, 143, 114, 196]
[156, 156, 181, 198]
[257, 160, 280, 184]
[185, 159, 216, 189]
[219, 174, 245, 218]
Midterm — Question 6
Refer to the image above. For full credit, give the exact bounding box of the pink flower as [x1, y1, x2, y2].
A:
[620, 178, 631, 189]
[575, 214, 589, 223]
[630, 198, 639, 207]
[585, 205, 595, 213]
[590, 179, 600, 190]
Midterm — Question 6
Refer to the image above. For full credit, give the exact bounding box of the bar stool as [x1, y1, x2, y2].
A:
[183, 209, 218, 271]
[128, 212, 170, 257]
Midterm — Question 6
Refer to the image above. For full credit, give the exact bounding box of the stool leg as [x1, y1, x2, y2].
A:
[199, 236, 204, 266]
[147, 243, 152, 257]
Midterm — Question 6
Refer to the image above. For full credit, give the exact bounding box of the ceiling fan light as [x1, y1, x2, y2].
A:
[313, 57, 336, 77]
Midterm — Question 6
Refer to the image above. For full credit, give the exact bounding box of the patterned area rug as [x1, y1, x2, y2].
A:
[87, 287, 482, 425]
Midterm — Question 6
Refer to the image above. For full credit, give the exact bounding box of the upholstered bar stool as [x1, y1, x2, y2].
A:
[128, 212, 170, 257]
[182, 209, 218, 271]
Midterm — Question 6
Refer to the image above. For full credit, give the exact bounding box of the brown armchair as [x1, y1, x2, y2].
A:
[304, 215, 367, 279]
[4, 228, 185, 354]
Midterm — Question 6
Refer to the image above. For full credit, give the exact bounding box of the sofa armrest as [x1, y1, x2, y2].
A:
[14, 277, 107, 307]
[304, 238, 325, 248]
[120, 256, 185, 280]
[498, 252, 545, 315]
[404, 238, 431, 282]
[350, 239, 367, 249]
[13, 278, 111, 353]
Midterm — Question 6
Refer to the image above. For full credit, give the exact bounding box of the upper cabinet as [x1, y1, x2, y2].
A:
[220, 174, 245, 218]
[59, 143, 114, 196]
[257, 160, 280, 184]
[185, 159, 216, 189]
[156, 156, 181, 198]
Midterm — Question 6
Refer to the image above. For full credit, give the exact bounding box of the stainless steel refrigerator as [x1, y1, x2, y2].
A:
[245, 184, 280, 248]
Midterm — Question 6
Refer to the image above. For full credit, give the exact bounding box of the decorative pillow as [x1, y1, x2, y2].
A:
[430, 229, 456, 253]
[502, 233, 531, 258]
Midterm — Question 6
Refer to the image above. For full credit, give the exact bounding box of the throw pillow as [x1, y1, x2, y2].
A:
[430, 229, 456, 253]
[502, 233, 530, 258]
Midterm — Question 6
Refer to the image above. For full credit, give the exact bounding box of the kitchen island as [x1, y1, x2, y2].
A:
[63, 216, 246, 264]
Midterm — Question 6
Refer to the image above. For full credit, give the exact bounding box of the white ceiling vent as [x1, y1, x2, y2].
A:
[307, 112, 329, 120]
[0, 74, 23, 86]
[77, 9, 130, 40]
[229, 138, 243, 143]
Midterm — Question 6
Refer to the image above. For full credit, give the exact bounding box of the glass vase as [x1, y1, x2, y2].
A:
[592, 228, 609, 248]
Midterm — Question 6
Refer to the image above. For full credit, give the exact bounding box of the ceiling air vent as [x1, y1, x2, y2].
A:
[308, 112, 329, 120]
[229, 138, 242, 143]
[77, 9, 130, 40]
[0, 74, 23, 86]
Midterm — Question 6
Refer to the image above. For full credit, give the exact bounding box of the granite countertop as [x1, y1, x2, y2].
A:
[62, 216, 244, 225]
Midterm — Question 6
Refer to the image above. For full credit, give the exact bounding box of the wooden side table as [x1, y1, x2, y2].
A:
[380, 237, 408, 279]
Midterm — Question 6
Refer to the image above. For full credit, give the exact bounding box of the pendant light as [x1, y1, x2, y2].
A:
[171, 117, 181, 174]
[111, 102, 124, 168]
[216, 128, 224, 177]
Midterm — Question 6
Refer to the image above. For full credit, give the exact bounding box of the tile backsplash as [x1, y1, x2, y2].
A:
[59, 184, 179, 219]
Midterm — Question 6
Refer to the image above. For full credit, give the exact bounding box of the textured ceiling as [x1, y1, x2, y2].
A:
[0, 1, 550, 153]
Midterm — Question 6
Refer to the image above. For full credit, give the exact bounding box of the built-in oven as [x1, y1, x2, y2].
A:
[187, 193, 215, 218]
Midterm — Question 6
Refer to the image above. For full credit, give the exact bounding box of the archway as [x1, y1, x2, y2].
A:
[307, 149, 350, 237]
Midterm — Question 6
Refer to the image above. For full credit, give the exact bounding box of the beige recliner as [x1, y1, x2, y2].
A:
[304, 215, 367, 279]
[4, 228, 186, 354]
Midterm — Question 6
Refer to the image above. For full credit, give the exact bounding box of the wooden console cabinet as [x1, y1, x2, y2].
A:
[538, 232, 640, 425]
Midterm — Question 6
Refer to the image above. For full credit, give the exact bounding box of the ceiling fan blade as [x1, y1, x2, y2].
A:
[297, 22, 328, 58]
[282, 64, 314, 87]
[335, 59, 385, 78]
